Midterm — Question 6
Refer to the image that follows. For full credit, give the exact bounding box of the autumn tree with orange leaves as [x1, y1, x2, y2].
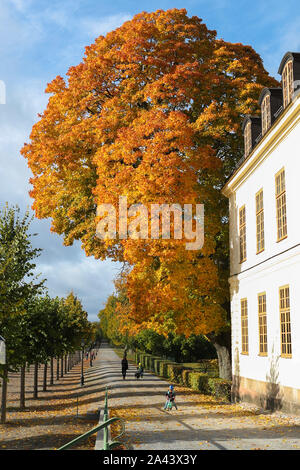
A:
[22, 9, 278, 379]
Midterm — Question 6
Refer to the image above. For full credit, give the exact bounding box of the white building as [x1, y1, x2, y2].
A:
[222, 52, 300, 414]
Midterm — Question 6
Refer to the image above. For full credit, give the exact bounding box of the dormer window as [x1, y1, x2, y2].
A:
[244, 121, 252, 156]
[261, 94, 271, 135]
[282, 60, 293, 108]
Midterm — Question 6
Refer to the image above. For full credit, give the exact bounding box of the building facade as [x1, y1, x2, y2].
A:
[222, 52, 300, 414]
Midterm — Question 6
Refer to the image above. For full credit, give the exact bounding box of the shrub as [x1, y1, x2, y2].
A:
[149, 356, 160, 372]
[154, 359, 162, 375]
[167, 364, 185, 384]
[181, 369, 193, 387]
[159, 361, 175, 378]
[189, 372, 210, 393]
[208, 378, 232, 401]
[144, 355, 153, 370]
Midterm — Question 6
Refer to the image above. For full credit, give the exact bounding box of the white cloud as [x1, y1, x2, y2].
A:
[39, 254, 121, 320]
[80, 13, 132, 39]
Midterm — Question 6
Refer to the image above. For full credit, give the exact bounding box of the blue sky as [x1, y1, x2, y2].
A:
[0, 0, 300, 321]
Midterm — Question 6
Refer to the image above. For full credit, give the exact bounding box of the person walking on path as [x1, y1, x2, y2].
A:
[121, 355, 128, 380]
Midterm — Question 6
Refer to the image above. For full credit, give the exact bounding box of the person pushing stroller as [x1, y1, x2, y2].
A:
[135, 362, 144, 379]
[163, 385, 178, 410]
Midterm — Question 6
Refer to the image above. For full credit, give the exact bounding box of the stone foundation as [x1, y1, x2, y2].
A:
[232, 375, 300, 415]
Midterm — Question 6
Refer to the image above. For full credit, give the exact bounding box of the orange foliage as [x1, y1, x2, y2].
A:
[21, 9, 278, 337]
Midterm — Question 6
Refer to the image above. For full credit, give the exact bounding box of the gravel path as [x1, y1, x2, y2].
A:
[98, 343, 300, 450]
[1, 343, 300, 451]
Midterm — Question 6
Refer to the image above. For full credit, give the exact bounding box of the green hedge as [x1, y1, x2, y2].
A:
[133, 350, 231, 401]
[189, 372, 210, 393]
[159, 360, 176, 378]
[154, 359, 163, 375]
[149, 355, 160, 372]
[181, 369, 192, 387]
[208, 378, 232, 400]
[167, 364, 186, 384]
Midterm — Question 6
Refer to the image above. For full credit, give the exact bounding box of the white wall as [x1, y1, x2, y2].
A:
[227, 96, 300, 393]
[229, 116, 300, 278]
[231, 251, 300, 390]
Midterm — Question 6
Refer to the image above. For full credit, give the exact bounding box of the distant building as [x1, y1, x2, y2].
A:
[222, 52, 300, 414]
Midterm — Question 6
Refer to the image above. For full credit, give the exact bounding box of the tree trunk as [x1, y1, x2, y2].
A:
[1, 365, 8, 424]
[50, 357, 54, 385]
[61, 356, 64, 378]
[64, 355, 67, 374]
[33, 362, 38, 399]
[43, 362, 47, 391]
[20, 365, 26, 410]
[207, 330, 232, 380]
[56, 356, 59, 380]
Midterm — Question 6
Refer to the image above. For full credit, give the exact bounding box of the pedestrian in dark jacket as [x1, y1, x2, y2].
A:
[121, 356, 128, 380]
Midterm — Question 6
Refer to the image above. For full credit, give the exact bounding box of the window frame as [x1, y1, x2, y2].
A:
[279, 285, 292, 358]
[241, 298, 249, 355]
[239, 205, 247, 263]
[244, 121, 252, 157]
[282, 60, 293, 108]
[275, 168, 287, 242]
[261, 94, 271, 135]
[258, 292, 268, 356]
[256, 189, 265, 254]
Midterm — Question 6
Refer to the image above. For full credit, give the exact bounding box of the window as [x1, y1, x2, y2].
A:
[258, 293, 267, 355]
[282, 60, 293, 108]
[279, 286, 292, 357]
[275, 168, 287, 241]
[261, 95, 271, 135]
[244, 121, 252, 156]
[256, 189, 264, 253]
[239, 205, 246, 263]
[241, 299, 248, 354]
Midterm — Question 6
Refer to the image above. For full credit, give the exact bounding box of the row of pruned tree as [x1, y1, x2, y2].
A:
[0, 204, 94, 423]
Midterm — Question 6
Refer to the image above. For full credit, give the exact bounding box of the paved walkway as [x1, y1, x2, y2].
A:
[96, 343, 300, 450]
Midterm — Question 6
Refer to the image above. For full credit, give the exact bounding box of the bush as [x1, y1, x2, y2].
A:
[149, 355, 160, 372]
[154, 359, 162, 375]
[208, 378, 232, 401]
[189, 372, 210, 393]
[181, 369, 193, 387]
[167, 364, 185, 384]
[144, 354, 153, 370]
[159, 361, 176, 378]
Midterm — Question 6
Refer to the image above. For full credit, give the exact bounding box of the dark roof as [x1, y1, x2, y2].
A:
[278, 52, 300, 75]
[258, 87, 282, 106]
[241, 115, 260, 133]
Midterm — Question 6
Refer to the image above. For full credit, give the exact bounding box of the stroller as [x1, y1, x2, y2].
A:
[135, 363, 144, 379]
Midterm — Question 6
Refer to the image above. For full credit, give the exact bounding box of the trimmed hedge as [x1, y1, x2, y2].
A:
[154, 358, 163, 375]
[159, 360, 176, 378]
[149, 355, 160, 372]
[208, 378, 232, 400]
[133, 350, 231, 401]
[167, 364, 186, 384]
[189, 372, 210, 393]
[181, 369, 192, 387]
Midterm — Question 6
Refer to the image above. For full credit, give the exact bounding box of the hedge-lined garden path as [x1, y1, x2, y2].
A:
[99, 343, 300, 450]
